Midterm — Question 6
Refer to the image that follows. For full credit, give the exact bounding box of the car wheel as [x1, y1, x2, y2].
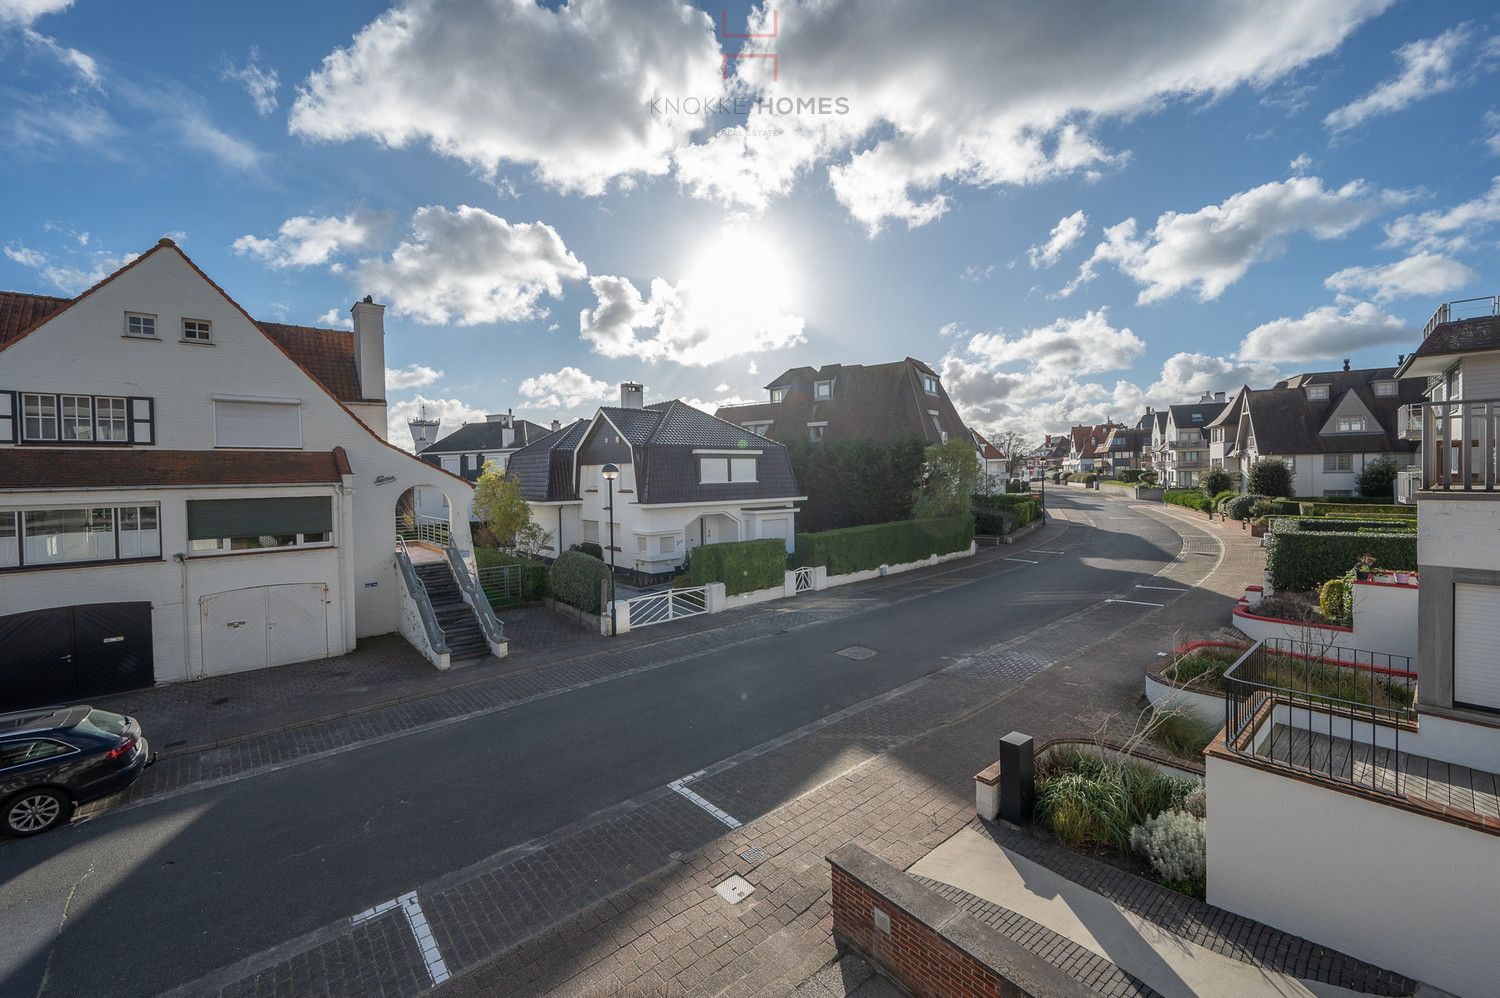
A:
[3, 788, 72, 837]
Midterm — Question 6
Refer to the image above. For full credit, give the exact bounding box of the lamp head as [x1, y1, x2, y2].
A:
[601, 463, 620, 481]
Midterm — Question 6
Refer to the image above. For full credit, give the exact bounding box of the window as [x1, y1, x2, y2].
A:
[1191, 413, 1203, 422]
[699, 457, 730, 483]
[116, 506, 161, 559]
[814, 380, 832, 400]
[60, 395, 93, 440]
[182, 318, 212, 342]
[1335, 416, 1367, 432]
[1307, 384, 1329, 400]
[637, 535, 648, 554]
[125, 312, 157, 338]
[743, 421, 773, 436]
[769, 388, 785, 403]
[13, 392, 149, 444]
[922, 374, 939, 394]
[130, 397, 154, 443]
[658, 535, 675, 555]
[186, 496, 333, 554]
[0, 391, 12, 443]
[0, 740, 75, 769]
[21, 507, 115, 566]
[1374, 381, 1396, 397]
[213, 399, 301, 448]
[582, 520, 600, 544]
[96, 397, 129, 441]
[0, 512, 16, 568]
[730, 457, 757, 482]
[807, 422, 826, 442]
[1323, 453, 1353, 472]
[22, 393, 57, 441]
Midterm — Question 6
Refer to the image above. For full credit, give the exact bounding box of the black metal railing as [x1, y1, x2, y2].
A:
[1223, 637, 1416, 797]
[1421, 295, 1499, 339]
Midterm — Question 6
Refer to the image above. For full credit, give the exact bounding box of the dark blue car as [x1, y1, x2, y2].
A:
[1, 706, 154, 836]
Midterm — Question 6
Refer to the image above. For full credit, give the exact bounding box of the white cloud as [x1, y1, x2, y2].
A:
[1237, 301, 1409, 364]
[234, 210, 389, 269]
[385, 364, 443, 390]
[387, 395, 487, 452]
[1324, 25, 1476, 133]
[959, 263, 997, 282]
[1289, 152, 1313, 173]
[2, 234, 138, 294]
[517, 366, 612, 409]
[315, 307, 352, 330]
[675, 0, 1391, 232]
[357, 205, 586, 326]
[1027, 210, 1088, 268]
[221, 48, 280, 116]
[3, 243, 47, 267]
[963, 309, 1144, 377]
[1064, 176, 1399, 303]
[1486, 111, 1500, 155]
[116, 80, 263, 171]
[1324, 251, 1475, 302]
[19, 27, 99, 87]
[0, 0, 74, 23]
[290, 0, 721, 196]
[1383, 176, 1500, 252]
[579, 273, 805, 367]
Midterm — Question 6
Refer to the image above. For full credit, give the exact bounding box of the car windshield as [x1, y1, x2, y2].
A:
[74, 709, 130, 739]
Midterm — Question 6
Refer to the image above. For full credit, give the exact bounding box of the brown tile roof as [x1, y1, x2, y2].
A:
[0, 449, 351, 489]
[0, 291, 71, 348]
[257, 322, 367, 403]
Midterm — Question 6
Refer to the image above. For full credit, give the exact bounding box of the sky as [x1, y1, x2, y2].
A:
[1, 0, 1498, 451]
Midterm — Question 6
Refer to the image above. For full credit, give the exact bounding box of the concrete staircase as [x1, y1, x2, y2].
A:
[413, 561, 493, 663]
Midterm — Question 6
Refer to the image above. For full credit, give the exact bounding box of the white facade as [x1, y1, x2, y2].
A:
[0, 243, 474, 687]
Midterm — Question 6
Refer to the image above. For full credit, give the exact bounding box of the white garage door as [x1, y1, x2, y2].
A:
[1454, 583, 1500, 711]
[201, 584, 330, 677]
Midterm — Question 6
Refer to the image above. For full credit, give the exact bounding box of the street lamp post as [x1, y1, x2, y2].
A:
[601, 463, 619, 636]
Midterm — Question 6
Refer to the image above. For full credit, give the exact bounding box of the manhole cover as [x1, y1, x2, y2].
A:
[836, 646, 877, 660]
[715, 875, 755, 904]
[739, 847, 768, 864]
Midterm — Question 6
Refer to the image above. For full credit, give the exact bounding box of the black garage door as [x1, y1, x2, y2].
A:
[0, 602, 154, 711]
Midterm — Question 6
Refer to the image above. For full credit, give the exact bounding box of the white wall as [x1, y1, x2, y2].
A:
[1208, 753, 1500, 997]
[1232, 579, 1417, 664]
[1419, 497, 1500, 572]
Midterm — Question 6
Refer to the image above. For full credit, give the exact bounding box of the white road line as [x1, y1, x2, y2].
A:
[351, 891, 450, 986]
[1003, 557, 1039, 564]
[1135, 584, 1188, 592]
[1106, 598, 1164, 607]
[1033, 549, 1065, 555]
[669, 773, 741, 829]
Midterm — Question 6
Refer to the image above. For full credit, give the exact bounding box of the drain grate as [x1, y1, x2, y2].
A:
[739, 847, 768, 864]
[836, 646, 877, 660]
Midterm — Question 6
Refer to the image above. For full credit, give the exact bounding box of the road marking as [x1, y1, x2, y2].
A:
[1105, 598, 1164, 607]
[1003, 557, 1038, 564]
[1134, 584, 1187, 592]
[669, 772, 741, 829]
[352, 891, 450, 986]
[1033, 549, 1065, 554]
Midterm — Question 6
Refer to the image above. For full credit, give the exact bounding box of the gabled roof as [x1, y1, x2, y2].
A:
[1397, 314, 1500, 375]
[1237, 367, 1421, 455]
[507, 419, 589, 502]
[421, 417, 553, 454]
[970, 428, 1002, 460]
[0, 291, 70, 347]
[0, 448, 351, 489]
[257, 322, 369, 403]
[1167, 400, 1228, 433]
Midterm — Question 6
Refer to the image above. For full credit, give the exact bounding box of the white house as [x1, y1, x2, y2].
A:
[508, 385, 805, 582]
[1156, 395, 1226, 488]
[408, 409, 557, 523]
[0, 239, 480, 706]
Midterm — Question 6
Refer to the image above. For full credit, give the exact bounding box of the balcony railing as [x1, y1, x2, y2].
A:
[1407, 398, 1500, 494]
[1421, 295, 1500, 340]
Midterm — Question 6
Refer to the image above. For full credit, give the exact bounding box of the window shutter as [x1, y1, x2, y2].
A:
[0, 391, 14, 443]
[129, 397, 154, 444]
[186, 497, 333, 540]
[213, 400, 301, 448]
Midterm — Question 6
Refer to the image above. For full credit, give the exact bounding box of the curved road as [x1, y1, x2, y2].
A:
[0, 491, 1194, 997]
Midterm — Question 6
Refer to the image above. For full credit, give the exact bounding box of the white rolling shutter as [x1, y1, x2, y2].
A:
[1454, 583, 1500, 711]
[214, 400, 301, 448]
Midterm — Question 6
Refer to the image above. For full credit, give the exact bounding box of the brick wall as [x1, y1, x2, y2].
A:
[827, 845, 1090, 998]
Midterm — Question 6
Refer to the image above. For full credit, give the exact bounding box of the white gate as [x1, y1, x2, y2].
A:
[793, 566, 814, 593]
[625, 586, 708, 628]
[201, 583, 330, 676]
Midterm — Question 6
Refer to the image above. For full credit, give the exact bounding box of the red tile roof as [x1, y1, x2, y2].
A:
[0, 449, 352, 489]
[0, 291, 70, 348]
[258, 322, 365, 402]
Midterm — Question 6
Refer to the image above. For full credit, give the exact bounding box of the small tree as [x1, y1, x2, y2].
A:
[1355, 455, 1400, 499]
[513, 522, 554, 560]
[1246, 456, 1293, 498]
[472, 465, 532, 549]
[1197, 465, 1232, 498]
[915, 437, 982, 518]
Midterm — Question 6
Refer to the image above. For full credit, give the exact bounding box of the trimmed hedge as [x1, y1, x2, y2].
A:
[571, 541, 604, 558]
[1301, 502, 1415, 519]
[974, 494, 1039, 534]
[1266, 520, 1417, 591]
[1165, 490, 1211, 511]
[1274, 517, 1415, 534]
[1066, 472, 1098, 484]
[1225, 493, 1266, 521]
[792, 514, 974, 574]
[686, 538, 787, 596]
[549, 550, 611, 614]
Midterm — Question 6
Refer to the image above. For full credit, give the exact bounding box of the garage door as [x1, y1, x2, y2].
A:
[200, 584, 330, 677]
[0, 603, 154, 710]
[1454, 583, 1500, 711]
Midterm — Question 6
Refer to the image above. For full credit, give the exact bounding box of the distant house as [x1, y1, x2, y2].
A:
[969, 428, 1007, 477]
[1158, 395, 1228, 487]
[1137, 408, 1168, 473]
[715, 357, 970, 447]
[1204, 364, 1421, 496]
[1097, 425, 1152, 474]
[1064, 422, 1121, 473]
[415, 410, 555, 481]
[510, 385, 804, 582]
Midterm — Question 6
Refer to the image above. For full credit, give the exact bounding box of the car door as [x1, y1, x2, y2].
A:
[0, 739, 79, 799]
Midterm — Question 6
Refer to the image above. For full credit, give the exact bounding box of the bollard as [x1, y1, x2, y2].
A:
[999, 732, 1035, 824]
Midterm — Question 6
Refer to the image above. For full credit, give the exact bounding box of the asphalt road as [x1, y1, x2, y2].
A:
[0, 492, 1184, 998]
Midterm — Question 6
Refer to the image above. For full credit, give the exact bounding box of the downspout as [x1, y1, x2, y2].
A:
[337, 483, 353, 653]
[174, 552, 193, 680]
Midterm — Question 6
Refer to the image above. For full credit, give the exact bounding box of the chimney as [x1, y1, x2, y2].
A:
[551, 419, 561, 431]
[351, 296, 386, 404]
[1397, 354, 1406, 365]
[620, 381, 644, 408]
[1342, 358, 1351, 372]
[407, 403, 440, 453]
[1214, 391, 1225, 402]
[484, 413, 506, 422]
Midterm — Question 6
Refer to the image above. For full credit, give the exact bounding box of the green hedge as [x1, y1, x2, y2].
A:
[1225, 494, 1266, 521]
[549, 550, 611, 614]
[1301, 502, 1415, 519]
[1266, 520, 1417, 591]
[793, 514, 974, 574]
[973, 494, 1039, 534]
[1066, 472, 1098, 484]
[686, 538, 787, 596]
[1164, 490, 1211, 511]
[1274, 517, 1416, 534]
[1100, 479, 1134, 489]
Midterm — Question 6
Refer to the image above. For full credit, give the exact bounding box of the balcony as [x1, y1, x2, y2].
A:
[1420, 294, 1499, 340]
[1403, 398, 1500, 496]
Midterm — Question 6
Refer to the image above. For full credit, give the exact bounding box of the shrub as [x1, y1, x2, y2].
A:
[1005, 479, 1031, 493]
[973, 493, 1040, 535]
[1164, 490, 1210, 511]
[1355, 455, 1401, 499]
[1035, 748, 1196, 851]
[1130, 810, 1206, 884]
[1147, 711, 1220, 760]
[1249, 498, 1280, 520]
[1266, 519, 1417, 591]
[549, 550, 612, 614]
[571, 541, 604, 559]
[1302, 502, 1414, 519]
[686, 538, 787, 596]
[1246, 456, 1293, 498]
[1224, 493, 1265, 521]
[792, 513, 974, 575]
[1118, 469, 1144, 483]
[1164, 645, 1243, 692]
[475, 548, 549, 602]
[1211, 489, 1238, 511]
[1066, 471, 1099, 484]
[1319, 576, 1352, 627]
[1198, 466, 1233, 497]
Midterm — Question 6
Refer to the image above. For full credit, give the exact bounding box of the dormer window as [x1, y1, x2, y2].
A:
[125, 312, 157, 338]
[770, 388, 785, 403]
[1335, 416, 1367, 433]
[1374, 381, 1396, 397]
[921, 374, 939, 395]
[814, 379, 832, 400]
[1307, 384, 1329, 400]
[1191, 413, 1203, 422]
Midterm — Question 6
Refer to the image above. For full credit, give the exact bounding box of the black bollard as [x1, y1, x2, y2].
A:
[999, 732, 1035, 824]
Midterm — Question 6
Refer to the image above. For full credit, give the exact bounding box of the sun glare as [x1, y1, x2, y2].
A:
[682, 225, 797, 319]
